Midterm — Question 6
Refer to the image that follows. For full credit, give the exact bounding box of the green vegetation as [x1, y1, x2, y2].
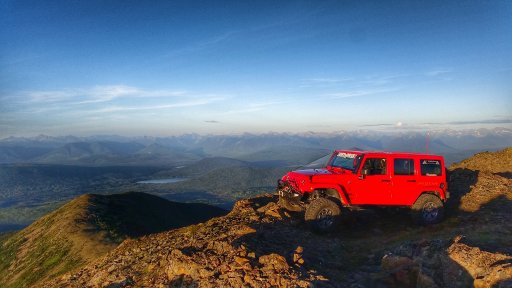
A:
[1, 235, 76, 288]
[0, 192, 226, 287]
[0, 212, 79, 288]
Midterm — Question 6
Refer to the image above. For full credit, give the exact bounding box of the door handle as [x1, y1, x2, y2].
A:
[381, 180, 391, 182]
[407, 180, 416, 182]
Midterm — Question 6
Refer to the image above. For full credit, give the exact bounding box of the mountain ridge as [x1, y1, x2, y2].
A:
[0, 192, 226, 288]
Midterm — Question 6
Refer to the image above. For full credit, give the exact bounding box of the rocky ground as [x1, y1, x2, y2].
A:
[39, 148, 512, 287]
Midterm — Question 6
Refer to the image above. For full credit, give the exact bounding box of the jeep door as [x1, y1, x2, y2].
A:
[390, 157, 419, 205]
[350, 157, 393, 205]
[416, 158, 446, 199]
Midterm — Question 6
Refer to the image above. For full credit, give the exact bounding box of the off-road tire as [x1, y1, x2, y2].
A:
[411, 194, 444, 225]
[305, 197, 341, 233]
[278, 196, 303, 212]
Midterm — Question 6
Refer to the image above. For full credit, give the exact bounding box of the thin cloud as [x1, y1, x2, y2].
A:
[360, 123, 394, 127]
[329, 87, 400, 99]
[302, 78, 352, 84]
[299, 77, 353, 88]
[425, 68, 452, 77]
[164, 31, 237, 58]
[73, 85, 187, 104]
[446, 119, 512, 125]
[418, 119, 512, 126]
[205, 120, 220, 123]
[18, 85, 188, 105]
[90, 97, 225, 114]
[76, 85, 141, 104]
[25, 90, 75, 103]
[300, 74, 408, 90]
[222, 100, 285, 115]
[360, 74, 409, 86]
[3, 86, 225, 119]
[329, 90, 372, 98]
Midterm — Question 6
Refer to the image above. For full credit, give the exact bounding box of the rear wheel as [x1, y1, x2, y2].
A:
[305, 198, 341, 233]
[411, 194, 444, 225]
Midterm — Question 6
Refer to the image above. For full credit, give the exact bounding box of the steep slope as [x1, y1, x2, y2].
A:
[45, 196, 325, 287]
[0, 192, 226, 288]
[46, 148, 511, 287]
[450, 147, 512, 173]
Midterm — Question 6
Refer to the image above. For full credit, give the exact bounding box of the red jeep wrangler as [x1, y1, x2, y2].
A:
[277, 150, 448, 232]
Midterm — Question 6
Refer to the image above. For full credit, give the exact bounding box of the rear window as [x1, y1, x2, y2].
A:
[394, 158, 414, 175]
[420, 159, 442, 176]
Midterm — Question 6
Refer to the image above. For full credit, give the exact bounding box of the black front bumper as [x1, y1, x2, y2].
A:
[276, 180, 303, 205]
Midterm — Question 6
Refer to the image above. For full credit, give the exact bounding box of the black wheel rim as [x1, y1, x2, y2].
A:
[316, 208, 334, 229]
[422, 201, 438, 222]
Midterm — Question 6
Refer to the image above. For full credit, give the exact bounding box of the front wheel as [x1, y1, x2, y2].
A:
[411, 194, 445, 225]
[305, 198, 341, 233]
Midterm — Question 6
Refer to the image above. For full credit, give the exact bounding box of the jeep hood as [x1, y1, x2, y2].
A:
[281, 169, 334, 183]
[291, 169, 332, 176]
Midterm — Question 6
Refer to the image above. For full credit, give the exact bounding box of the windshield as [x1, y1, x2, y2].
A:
[298, 153, 332, 169]
[328, 152, 362, 172]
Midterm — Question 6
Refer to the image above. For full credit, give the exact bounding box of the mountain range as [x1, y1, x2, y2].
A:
[1, 128, 511, 165]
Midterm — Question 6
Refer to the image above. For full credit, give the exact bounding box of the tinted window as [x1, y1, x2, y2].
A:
[394, 158, 414, 175]
[420, 159, 442, 176]
[361, 158, 387, 175]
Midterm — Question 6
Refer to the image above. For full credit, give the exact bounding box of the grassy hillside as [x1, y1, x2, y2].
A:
[0, 192, 226, 288]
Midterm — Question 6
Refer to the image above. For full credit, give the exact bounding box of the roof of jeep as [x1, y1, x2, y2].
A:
[334, 149, 444, 159]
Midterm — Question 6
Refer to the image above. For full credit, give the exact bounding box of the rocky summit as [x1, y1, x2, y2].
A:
[45, 196, 323, 287]
[5, 148, 512, 287]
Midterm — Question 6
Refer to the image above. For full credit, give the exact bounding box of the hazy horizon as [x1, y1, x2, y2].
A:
[1, 125, 511, 140]
[1, 1, 511, 137]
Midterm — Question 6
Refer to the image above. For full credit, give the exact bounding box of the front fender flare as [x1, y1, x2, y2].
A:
[311, 184, 350, 205]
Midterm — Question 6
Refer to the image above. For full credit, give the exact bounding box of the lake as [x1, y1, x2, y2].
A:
[136, 178, 188, 184]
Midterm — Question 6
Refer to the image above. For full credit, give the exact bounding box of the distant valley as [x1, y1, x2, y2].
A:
[0, 128, 510, 232]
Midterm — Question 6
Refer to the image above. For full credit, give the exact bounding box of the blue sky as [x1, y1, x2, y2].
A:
[1, 0, 511, 137]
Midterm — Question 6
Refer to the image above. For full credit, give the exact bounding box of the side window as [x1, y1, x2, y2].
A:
[361, 158, 387, 175]
[394, 158, 415, 175]
[420, 159, 442, 176]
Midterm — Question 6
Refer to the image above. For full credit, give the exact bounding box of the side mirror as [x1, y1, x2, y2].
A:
[358, 169, 368, 180]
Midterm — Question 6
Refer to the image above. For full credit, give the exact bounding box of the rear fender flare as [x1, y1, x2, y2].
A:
[416, 190, 446, 203]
